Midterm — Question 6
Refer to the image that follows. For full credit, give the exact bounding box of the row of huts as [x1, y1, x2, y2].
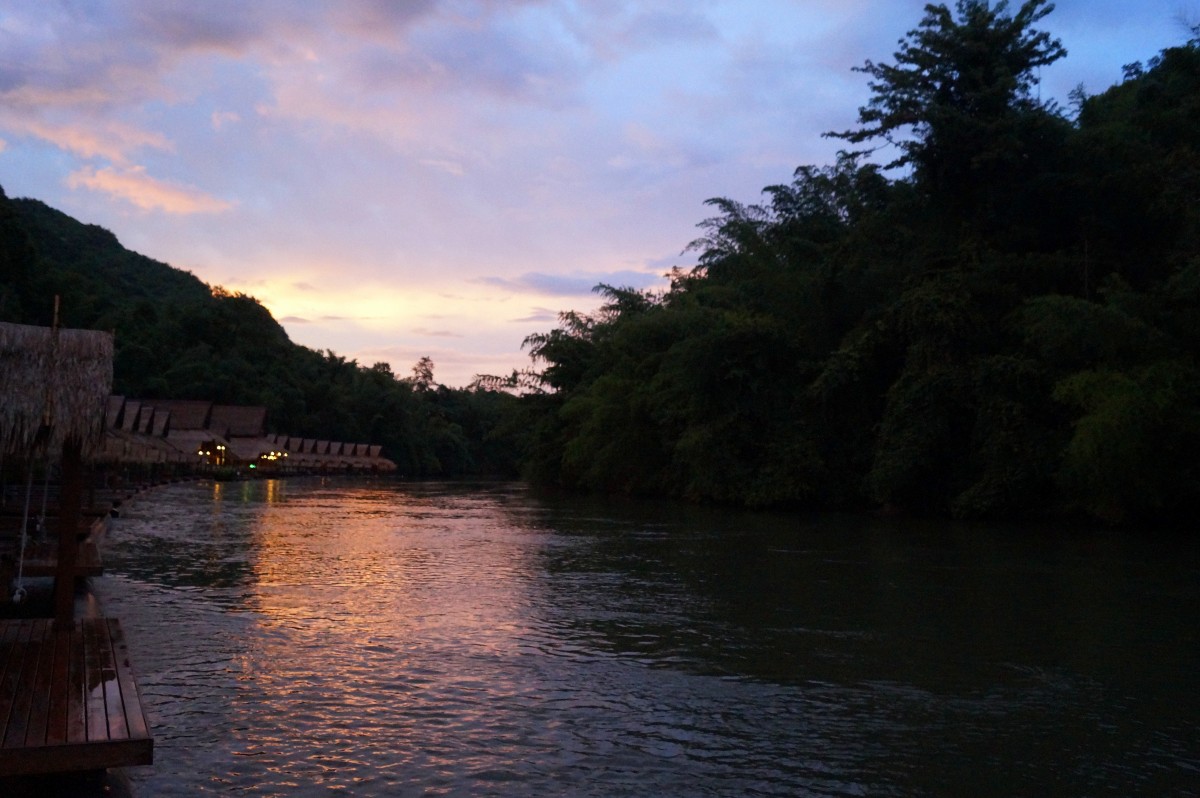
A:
[2, 316, 395, 778]
[100, 397, 396, 473]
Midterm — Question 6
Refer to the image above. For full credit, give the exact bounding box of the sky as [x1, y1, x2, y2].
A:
[1, 1, 1195, 387]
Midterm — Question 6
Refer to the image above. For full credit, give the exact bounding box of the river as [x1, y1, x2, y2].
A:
[91, 478, 1198, 797]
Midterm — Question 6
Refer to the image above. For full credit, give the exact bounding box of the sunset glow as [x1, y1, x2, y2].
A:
[1, 1, 1191, 385]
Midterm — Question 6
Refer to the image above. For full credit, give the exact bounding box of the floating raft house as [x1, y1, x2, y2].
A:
[0, 320, 153, 778]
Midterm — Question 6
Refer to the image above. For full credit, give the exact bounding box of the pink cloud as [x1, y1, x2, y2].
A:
[66, 165, 233, 214]
[211, 110, 241, 130]
[1, 117, 172, 164]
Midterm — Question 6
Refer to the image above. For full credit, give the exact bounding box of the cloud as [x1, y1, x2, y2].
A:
[279, 312, 369, 324]
[610, 9, 721, 52]
[0, 117, 172, 164]
[324, 1, 440, 41]
[412, 328, 464, 338]
[66, 165, 234, 214]
[2, 0, 1185, 389]
[211, 110, 240, 130]
[511, 308, 560, 324]
[419, 158, 465, 176]
[477, 269, 667, 296]
[125, 0, 270, 54]
[645, 252, 695, 270]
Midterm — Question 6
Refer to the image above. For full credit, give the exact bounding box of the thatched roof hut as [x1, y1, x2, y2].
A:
[151, 400, 212, 431]
[0, 321, 113, 459]
[137, 405, 156, 434]
[226, 436, 274, 463]
[106, 395, 126, 429]
[120, 400, 142, 432]
[151, 408, 171, 437]
[210, 405, 267, 438]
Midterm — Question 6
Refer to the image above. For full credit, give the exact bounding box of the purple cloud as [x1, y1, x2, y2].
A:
[477, 269, 667, 297]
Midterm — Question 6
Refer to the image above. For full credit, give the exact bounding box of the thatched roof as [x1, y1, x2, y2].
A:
[120, 400, 142, 432]
[211, 405, 267, 438]
[165, 429, 230, 459]
[137, 405, 156, 434]
[151, 399, 212, 430]
[151, 408, 171, 437]
[106, 395, 125, 429]
[0, 321, 114, 458]
[227, 436, 274, 462]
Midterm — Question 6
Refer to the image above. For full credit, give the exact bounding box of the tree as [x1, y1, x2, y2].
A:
[410, 356, 436, 392]
[829, 1, 1067, 219]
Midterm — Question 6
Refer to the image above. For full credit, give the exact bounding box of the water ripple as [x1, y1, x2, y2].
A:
[85, 479, 1200, 797]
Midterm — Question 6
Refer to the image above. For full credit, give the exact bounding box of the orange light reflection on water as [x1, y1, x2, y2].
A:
[236, 486, 541, 692]
[219, 486, 550, 777]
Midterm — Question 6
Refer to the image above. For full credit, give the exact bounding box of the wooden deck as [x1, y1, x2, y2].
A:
[0, 618, 153, 776]
[1, 515, 107, 580]
[15, 540, 104, 578]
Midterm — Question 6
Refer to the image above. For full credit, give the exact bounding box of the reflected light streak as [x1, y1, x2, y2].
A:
[226, 486, 547, 773]
[242, 487, 538, 646]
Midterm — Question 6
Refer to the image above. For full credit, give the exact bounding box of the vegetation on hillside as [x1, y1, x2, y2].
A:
[492, 0, 1200, 525]
[0, 189, 520, 478]
[5, 0, 1198, 525]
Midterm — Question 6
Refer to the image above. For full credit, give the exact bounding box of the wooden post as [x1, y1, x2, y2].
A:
[53, 438, 83, 630]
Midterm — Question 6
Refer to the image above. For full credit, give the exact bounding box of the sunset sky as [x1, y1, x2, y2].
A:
[1, 1, 1194, 386]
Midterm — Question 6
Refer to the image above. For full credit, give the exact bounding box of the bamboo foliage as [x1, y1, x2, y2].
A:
[0, 321, 114, 458]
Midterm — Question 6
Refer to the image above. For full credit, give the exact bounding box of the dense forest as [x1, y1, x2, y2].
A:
[0, 189, 521, 478]
[4, 0, 1199, 526]
[487, 0, 1200, 526]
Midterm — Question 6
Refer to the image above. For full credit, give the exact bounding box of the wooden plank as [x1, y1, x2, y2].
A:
[44, 627, 71, 745]
[0, 620, 34, 744]
[81, 619, 132, 742]
[2, 620, 47, 748]
[0, 622, 20, 740]
[85, 614, 128, 739]
[25, 620, 57, 747]
[65, 624, 86, 744]
[0, 620, 153, 777]
[0, 624, 12, 737]
[101, 619, 145, 741]
[109, 619, 149, 741]
[0, 737, 154, 776]
[83, 621, 108, 742]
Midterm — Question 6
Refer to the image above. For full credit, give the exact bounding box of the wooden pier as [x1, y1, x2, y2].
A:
[0, 618, 153, 776]
[15, 540, 104, 578]
[1, 514, 109, 581]
[1, 319, 155, 779]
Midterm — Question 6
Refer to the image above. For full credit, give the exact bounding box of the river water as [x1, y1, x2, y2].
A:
[92, 478, 1198, 797]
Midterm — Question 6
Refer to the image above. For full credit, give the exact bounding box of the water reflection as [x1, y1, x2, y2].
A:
[91, 480, 1200, 797]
